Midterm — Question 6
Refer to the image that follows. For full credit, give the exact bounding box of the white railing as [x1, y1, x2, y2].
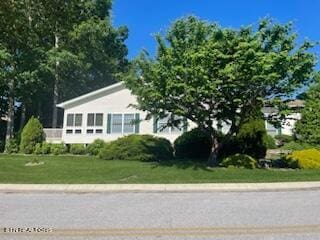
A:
[43, 128, 63, 140]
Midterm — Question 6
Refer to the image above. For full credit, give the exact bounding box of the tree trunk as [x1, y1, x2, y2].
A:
[19, 103, 26, 130]
[207, 136, 221, 167]
[5, 81, 15, 142]
[51, 31, 59, 128]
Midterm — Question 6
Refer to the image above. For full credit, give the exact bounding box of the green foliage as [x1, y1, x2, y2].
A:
[40, 142, 52, 154]
[70, 144, 87, 155]
[237, 119, 268, 158]
[174, 128, 212, 159]
[34, 143, 43, 155]
[263, 135, 277, 149]
[295, 78, 320, 144]
[220, 154, 258, 169]
[50, 143, 67, 155]
[287, 149, 320, 169]
[19, 117, 45, 154]
[98, 134, 173, 161]
[87, 139, 106, 156]
[281, 141, 319, 151]
[274, 134, 294, 146]
[4, 138, 19, 154]
[125, 16, 317, 160]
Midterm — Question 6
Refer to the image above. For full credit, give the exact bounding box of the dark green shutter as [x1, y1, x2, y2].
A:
[106, 114, 112, 134]
[183, 118, 188, 132]
[278, 126, 282, 135]
[153, 116, 158, 133]
[135, 113, 140, 133]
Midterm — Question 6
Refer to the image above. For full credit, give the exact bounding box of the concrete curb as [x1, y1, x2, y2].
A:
[1, 182, 320, 193]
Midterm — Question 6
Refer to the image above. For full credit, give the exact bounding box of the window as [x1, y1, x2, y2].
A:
[156, 116, 184, 134]
[95, 129, 103, 134]
[75, 129, 82, 134]
[87, 114, 95, 126]
[66, 113, 82, 127]
[86, 129, 94, 134]
[67, 114, 74, 127]
[66, 129, 73, 134]
[75, 114, 82, 126]
[266, 121, 279, 136]
[95, 114, 103, 126]
[158, 117, 169, 133]
[87, 113, 103, 127]
[111, 114, 123, 133]
[123, 114, 135, 133]
[109, 113, 138, 134]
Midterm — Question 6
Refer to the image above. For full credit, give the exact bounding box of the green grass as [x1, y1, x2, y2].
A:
[1, 154, 320, 183]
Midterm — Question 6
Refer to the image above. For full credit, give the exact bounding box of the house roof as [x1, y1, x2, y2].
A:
[57, 81, 125, 109]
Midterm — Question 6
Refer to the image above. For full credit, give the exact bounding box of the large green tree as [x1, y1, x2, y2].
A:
[125, 16, 317, 165]
[295, 76, 320, 144]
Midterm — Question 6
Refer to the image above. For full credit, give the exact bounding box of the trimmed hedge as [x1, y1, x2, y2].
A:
[70, 144, 87, 155]
[174, 128, 212, 159]
[286, 149, 320, 169]
[87, 139, 106, 156]
[98, 134, 173, 161]
[50, 143, 68, 155]
[220, 154, 258, 169]
[20, 117, 45, 154]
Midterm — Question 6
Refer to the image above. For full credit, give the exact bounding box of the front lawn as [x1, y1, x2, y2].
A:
[1, 154, 320, 183]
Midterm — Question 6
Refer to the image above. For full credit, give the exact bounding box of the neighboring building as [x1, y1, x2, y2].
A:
[44, 82, 302, 143]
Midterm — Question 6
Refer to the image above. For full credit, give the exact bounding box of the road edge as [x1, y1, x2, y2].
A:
[1, 182, 320, 193]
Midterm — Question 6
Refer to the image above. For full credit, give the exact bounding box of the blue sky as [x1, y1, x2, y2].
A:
[113, 0, 320, 68]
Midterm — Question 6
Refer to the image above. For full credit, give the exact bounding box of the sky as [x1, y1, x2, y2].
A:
[112, 0, 320, 68]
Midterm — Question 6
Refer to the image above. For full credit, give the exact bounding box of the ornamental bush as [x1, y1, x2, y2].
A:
[19, 117, 45, 154]
[220, 119, 269, 159]
[70, 144, 87, 155]
[50, 143, 68, 155]
[220, 154, 258, 169]
[286, 149, 320, 169]
[281, 141, 319, 151]
[98, 134, 173, 161]
[174, 128, 212, 159]
[87, 139, 106, 156]
[4, 138, 19, 154]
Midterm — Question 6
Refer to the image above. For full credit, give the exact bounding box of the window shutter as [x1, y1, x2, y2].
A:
[135, 113, 140, 133]
[106, 114, 112, 134]
[183, 118, 188, 132]
[153, 116, 158, 133]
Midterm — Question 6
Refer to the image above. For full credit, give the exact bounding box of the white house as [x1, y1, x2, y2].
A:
[44, 82, 302, 144]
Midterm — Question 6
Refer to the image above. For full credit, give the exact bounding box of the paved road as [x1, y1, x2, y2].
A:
[1, 190, 320, 239]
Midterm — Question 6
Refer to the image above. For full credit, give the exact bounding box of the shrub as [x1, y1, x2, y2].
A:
[234, 119, 268, 159]
[34, 143, 43, 155]
[98, 134, 173, 161]
[286, 149, 320, 169]
[41, 142, 52, 154]
[220, 154, 258, 169]
[274, 134, 294, 146]
[174, 128, 212, 159]
[281, 141, 319, 151]
[4, 138, 19, 154]
[70, 144, 87, 155]
[19, 117, 45, 154]
[263, 135, 277, 149]
[87, 139, 106, 156]
[50, 143, 67, 155]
